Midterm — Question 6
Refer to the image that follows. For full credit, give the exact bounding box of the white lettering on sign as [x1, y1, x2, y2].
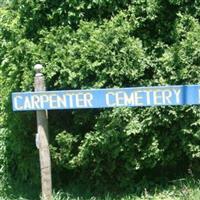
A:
[135, 91, 143, 106]
[105, 88, 181, 107]
[173, 89, 181, 104]
[32, 95, 40, 109]
[163, 89, 172, 104]
[124, 92, 135, 105]
[106, 92, 115, 107]
[24, 96, 32, 109]
[66, 93, 74, 108]
[146, 90, 151, 105]
[116, 92, 125, 106]
[13, 92, 94, 110]
[153, 90, 163, 105]
[56, 95, 66, 108]
[13, 85, 195, 111]
[76, 93, 85, 107]
[40, 95, 49, 108]
[14, 95, 23, 110]
[85, 93, 93, 107]
[49, 95, 58, 109]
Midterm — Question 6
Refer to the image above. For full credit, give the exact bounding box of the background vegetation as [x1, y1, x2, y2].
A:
[0, 0, 200, 196]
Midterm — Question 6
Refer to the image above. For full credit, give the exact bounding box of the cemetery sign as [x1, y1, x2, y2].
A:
[12, 85, 200, 111]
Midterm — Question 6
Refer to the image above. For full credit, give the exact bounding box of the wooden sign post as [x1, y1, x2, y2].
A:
[34, 64, 52, 200]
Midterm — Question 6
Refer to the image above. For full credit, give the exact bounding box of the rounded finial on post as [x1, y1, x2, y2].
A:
[34, 64, 43, 75]
[34, 64, 45, 91]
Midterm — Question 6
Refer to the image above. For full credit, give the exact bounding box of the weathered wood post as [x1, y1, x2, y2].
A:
[34, 64, 52, 200]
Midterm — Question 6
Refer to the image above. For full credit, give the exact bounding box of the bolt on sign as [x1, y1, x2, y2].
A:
[12, 85, 200, 111]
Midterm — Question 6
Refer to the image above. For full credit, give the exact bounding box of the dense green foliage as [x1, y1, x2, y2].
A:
[0, 0, 200, 191]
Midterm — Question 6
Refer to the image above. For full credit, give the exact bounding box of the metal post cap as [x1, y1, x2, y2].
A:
[34, 64, 43, 74]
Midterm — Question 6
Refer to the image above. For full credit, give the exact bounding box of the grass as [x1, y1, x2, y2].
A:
[0, 177, 199, 200]
[51, 177, 200, 200]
